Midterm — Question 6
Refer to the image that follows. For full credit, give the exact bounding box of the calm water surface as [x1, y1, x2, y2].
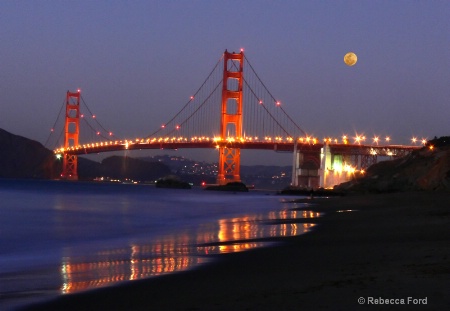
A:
[0, 179, 319, 310]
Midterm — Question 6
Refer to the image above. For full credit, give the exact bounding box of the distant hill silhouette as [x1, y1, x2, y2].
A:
[0, 128, 170, 181]
[0, 128, 59, 178]
[95, 156, 170, 181]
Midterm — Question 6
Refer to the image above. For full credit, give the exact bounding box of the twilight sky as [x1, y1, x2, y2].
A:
[1, 1, 449, 165]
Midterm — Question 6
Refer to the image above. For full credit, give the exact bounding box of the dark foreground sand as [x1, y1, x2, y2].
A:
[22, 192, 449, 310]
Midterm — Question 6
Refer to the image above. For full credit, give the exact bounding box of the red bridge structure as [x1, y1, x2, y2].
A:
[49, 50, 421, 188]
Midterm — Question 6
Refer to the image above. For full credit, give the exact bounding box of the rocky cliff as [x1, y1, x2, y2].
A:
[335, 136, 450, 192]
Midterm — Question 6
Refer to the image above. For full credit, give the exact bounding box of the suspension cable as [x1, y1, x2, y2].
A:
[80, 95, 116, 140]
[44, 98, 66, 148]
[175, 81, 222, 136]
[244, 55, 307, 136]
[146, 54, 224, 138]
[81, 117, 112, 141]
[228, 59, 292, 137]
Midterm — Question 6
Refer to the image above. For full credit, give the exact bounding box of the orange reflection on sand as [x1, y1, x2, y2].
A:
[60, 208, 320, 294]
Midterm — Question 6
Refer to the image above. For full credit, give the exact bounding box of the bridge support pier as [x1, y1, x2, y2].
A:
[291, 143, 362, 189]
[319, 144, 329, 188]
[291, 144, 321, 189]
[291, 142, 299, 186]
[319, 144, 358, 188]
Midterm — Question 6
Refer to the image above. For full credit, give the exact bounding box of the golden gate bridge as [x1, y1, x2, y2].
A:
[46, 50, 422, 188]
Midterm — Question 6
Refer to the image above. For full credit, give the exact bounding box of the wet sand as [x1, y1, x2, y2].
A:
[21, 192, 450, 310]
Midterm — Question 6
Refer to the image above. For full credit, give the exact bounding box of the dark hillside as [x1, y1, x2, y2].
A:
[335, 136, 450, 192]
[0, 128, 171, 181]
[0, 128, 59, 178]
[96, 156, 171, 181]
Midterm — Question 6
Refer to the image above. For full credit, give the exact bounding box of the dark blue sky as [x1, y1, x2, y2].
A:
[1, 1, 449, 165]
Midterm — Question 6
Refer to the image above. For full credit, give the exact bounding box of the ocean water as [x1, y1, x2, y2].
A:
[0, 179, 318, 310]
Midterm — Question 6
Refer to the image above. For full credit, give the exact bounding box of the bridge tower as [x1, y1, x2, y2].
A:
[61, 90, 80, 180]
[217, 50, 244, 185]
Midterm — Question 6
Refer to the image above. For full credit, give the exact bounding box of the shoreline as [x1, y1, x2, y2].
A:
[20, 191, 450, 310]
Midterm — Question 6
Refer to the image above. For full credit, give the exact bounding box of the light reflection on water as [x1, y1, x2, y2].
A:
[60, 209, 321, 294]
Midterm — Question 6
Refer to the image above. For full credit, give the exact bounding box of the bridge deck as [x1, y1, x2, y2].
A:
[56, 141, 420, 156]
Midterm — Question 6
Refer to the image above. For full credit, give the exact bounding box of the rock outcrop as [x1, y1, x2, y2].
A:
[335, 137, 450, 192]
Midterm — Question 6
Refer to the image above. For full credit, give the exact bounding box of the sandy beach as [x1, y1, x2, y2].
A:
[21, 191, 449, 310]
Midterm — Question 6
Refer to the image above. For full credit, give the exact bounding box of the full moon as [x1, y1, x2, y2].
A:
[344, 52, 357, 66]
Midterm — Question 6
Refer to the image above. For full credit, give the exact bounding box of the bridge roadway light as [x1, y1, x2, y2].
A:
[373, 136, 379, 145]
[341, 135, 348, 144]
